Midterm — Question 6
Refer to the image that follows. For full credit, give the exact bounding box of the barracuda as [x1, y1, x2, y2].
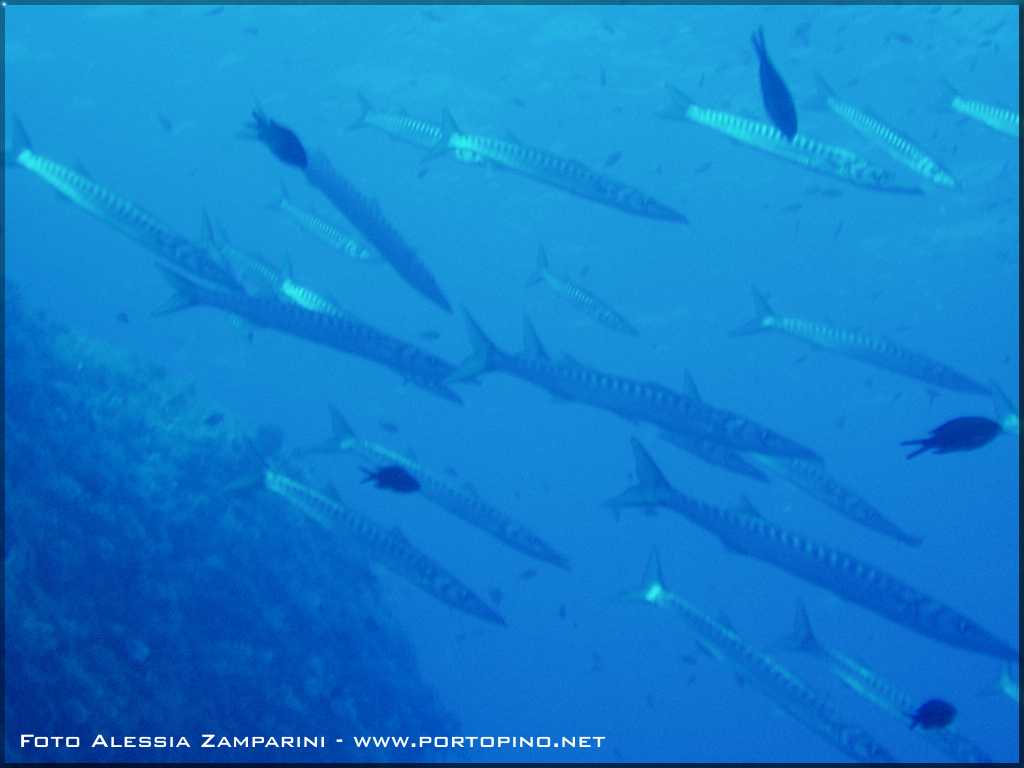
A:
[155, 266, 462, 404]
[606, 439, 1018, 661]
[776, 601, 993, 763]
[732, 288, 989, 395]
[270, 184, 378, 262]
[200, 211, 355, 320]
[7, 116, 239, 291]
[302, 405, 570, 569]
[661, 86, 923, 194]
[447, 311, 819, 460]
[434, 110, 687, 222]
[527, 246, 639, 337]
[626, 551, 894, 762]
[942, 81, 1019, 138]
[349, 93, 448, 150]
[263, 468, 504, 625]
[814, 77, 957, 188]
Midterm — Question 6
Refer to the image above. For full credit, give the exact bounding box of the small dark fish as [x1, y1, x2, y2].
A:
[416, 167, 430, 180]
[511, 97, 527, 109]
[115, 311, 130, 324]
[694, 161, 713, 174]
[249, 108, 308, 169]
[243, 26, 259, 36]
[752, 26, 798, 140]
[645, 692, 655, 709]
[886, 32, 914, 45]
[601, 21, 615, 36]
[519, 568, 537, 581]
[360, 464, 420, 493]
[558, 603, 567, 620]
[833, 221, 844, 239]
[419, 329, 441, 340]
[603, 150, 622, 168]
[204, 6, 224, 16]
[599, 67, 608, 87]
[204, 412, 224, 427]
[156, 114, 174, 134]
[901, 416, 1002, 459]
[780, 202, 802, 214]
[421, 9, 444, 22]
[378, 421, 399, 434]
[909, 698, 956, 730]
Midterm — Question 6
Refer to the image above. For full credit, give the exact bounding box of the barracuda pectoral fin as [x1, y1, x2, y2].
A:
[420, 107, 460, 164]
[521, 316, 549, 361]
[347, 91, 374, 131]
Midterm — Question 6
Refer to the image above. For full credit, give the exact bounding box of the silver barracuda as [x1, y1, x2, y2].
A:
[814, 76, 957, 188]
[942, 80, 1019, 138]
[349, 93, 448, 150]
[661, 86, 924, 194]
[155, 266, 463, 404]
[301, 405, 570, 569]
[434, 110, 687, 222]
[7, 116, 240, 291]
[527, 246, 639, 337]
[270, 183, 379, 262]
[626, 551, 895, 762]
[732, 288, 989, 395]
[263, 468, 504, 625]
[606, 439, 1017, 661]
[200, 211, 356, 319]
[447, 311, 820, 460]
[776, 600, 993, 762]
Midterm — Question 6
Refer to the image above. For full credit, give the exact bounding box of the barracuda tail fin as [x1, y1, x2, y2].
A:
[770, 600, 827, 656]
[730, 287, 776, 336]
[604, 439, 672, 510]
[988, 379, 1019, 435]
[805, 73, 837, 112]
[348, 92, 374, 131]
[526, 245, 550, 287]
[422, 107, 459, 164]
[522, 316, 549, 361]
[5, 114, 33, 165]
[152, 265, 203, 316]
[659, 84, 694, 122]
[445, 308, 500, 384]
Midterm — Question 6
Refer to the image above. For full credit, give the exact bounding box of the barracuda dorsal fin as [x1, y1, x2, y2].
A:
[200, 208, 219, 248]
[682, 370, 702, 401]
[730, 286, 777, 337]
[348, 91, 374, 131]
[521, 316, 548, 361]
[613, 548, 670, 606]
[5, 114, 33, 164]
[526, 245, 550, 288]
[769, 599, 826, 657]
[733, 495, 762, 519]
[440, 107, 461, 136]
[604, 439, 672, 510]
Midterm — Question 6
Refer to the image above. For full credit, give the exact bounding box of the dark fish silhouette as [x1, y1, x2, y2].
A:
[115, 311, 130, 324]
[752, 26, 798, 140]
[901, 417, 1002, 459]
[204, 412, 224, 427]
[249, 109, 308, 169]
[361, 464, 421, 493]
[909, 698, 956, 730]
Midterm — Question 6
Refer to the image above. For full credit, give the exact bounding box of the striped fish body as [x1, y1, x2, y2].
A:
[497, 351, 817, 460]
[278, 198, 378, 262]
[362, 110, 446, 149]
[15, 147, 238, 290]
[825, 96, 957, 188]
[538, 268, 639, 336]
[264, 470, 503, 625]
[645, 585, 894, 762]
[662, 487, 1015, 660]
[951, 96, 1020, 137]
[446, 132, 685, 221]
[746, 453, 922, 546]
[683, 104, 922, 193]
[337, 435, 569, 568]
[169, 272, 460, 402]
[765, 314, 988, 394]
[304, 151, 451, 312]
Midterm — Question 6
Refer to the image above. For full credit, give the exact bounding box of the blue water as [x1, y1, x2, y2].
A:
[4, 3, 1019, 763]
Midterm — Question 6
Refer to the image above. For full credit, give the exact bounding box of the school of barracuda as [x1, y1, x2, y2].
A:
[6, 14, 1019, 762]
